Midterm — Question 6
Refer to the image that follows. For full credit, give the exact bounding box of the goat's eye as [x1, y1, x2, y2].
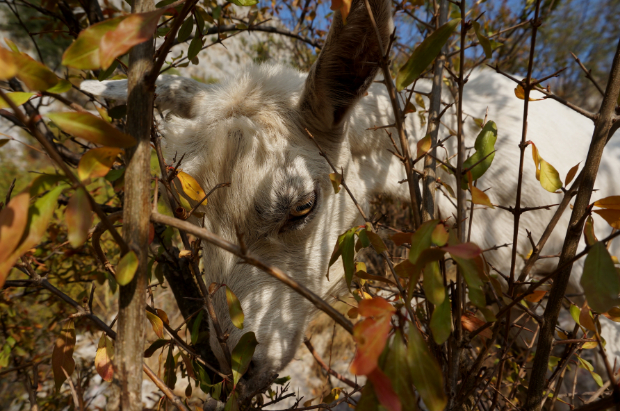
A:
[290, 192, 316, 217]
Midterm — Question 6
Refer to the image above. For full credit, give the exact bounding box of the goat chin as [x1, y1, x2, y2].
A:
[81, 2, 620, 397]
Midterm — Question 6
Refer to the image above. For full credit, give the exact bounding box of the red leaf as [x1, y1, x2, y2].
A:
[350, 316, 391, 375]
[368, 368, 402, 411]
[442, 242, 482, 259]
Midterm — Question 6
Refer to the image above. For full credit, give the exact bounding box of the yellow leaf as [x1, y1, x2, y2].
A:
[116, 251, 139, 286]
[416, 134, 431, 159]
[0, 92, 34, 109]
[470, 185, 494, 208]
[78, 147, 122, 181]
[329, 172, 342, 194]
[514, 82, 544, 101]
[65, 188, 93, 248]
[176, 171, 206, 202]
[226, 286, 245, 329]
[0, 47, 17, 80]
[146, 310, 165, 339]
[95, 334, 114, 382]
[524, 290, 547, 303]
[539, 159, 562, 192]
[330, 0, 352, 23]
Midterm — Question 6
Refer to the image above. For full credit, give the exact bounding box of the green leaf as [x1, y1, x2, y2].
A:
[461, 121, 497, 189]
[409, 220, 439, 263]
[396, 19, 461, 91]
[188, 35, 204, 60]
[341, 228, 356, 288]
[423, 262, 445, 305]
[231, 332, 258, 387]
[385, 330, 417, 411]
[472, 22, 493, 59]
[570, 304, 581, 325]
[0, 91, 34, 109]
[366, 230, 387, 254]
[356, 383, 380, 411]
[430, 295, 452, 344]
[191, 310, 204, 345]
[98, 60, 119, 81]
[48, 112, 136, 148]
[65, 188, 93, 248]
[229, 0, 258, 6]
[177, 17, 194, 43]
[408, 324, 447, 411]
[63, 17, 125, 69]
[116, 251, 139, 286]
[226, 286, 244, 329]
[164, 345, 177, 389]
[581, 242, 620, 313]
[46, 79, 73, 94]
[144, 339, 170, 357]
[224, 391, 240, 411]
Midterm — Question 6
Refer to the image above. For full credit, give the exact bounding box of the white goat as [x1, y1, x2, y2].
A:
[82, 0, 620, 395]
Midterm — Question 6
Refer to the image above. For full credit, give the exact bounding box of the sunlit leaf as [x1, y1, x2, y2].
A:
[99, 9, 167, 69]
[329, 172, 342, 194]
[116, 251, 139, 286]
[46, 79, 73, 94]
[0, 91, 34, 109]
[95, 333, 114, 382]
[330, 0, 352, 23]
[146, 310, 165, 339]
[78, 147, 123, 181]
[570, 304, 581, 325]
[531, 142, 562, 192]
[65, 188, 93, 248]
[47, 112, 136, 148]
[358, 297, 396, 318]
[52, 320, 76, 390]
[430, 295, 452, 344]
[62, 17, 125, 69]
[396, 19, 461, 91]
[176, 171, 206, 202]
[156, 309, 169, 325]
[470, 185, 495, 208]
[226, 286, 244, 329]
[407, 324, 447, 411]
[461, 121, 497, 188]
[579, 305, 596, 332]
[581, 242, 620, 313]
[229, 0, 258, 6]
[231, 332, 258, 387]
[13, 53, 59, 91]
[416, 134, 431, 159]
[514, 82, 544, 101]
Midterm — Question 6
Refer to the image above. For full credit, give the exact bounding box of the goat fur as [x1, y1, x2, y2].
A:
[81, 0, 620, 395]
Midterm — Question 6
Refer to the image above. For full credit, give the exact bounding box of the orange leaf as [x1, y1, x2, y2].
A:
[391, 232, 412, 246]
[594, 196, 620, 210]
[368, 368, 402, 411]
[461, 314, 492, 340]
[565, 162, 580, 186]
[52, 320, 76, 390]
[146, 310, 165, 339]
[350, 316, 391, 375]
[358, 297, 396, 318]
[416, 135, 431, 159]
[99, 9, 167, 69]
[330, 0, 352, 23]
[593, 209, 620, 229]
[524, 290, 547, 303]
[0, 191, 30, 265]
[0, 47, 17, 80]
[470, 185, 495, 208]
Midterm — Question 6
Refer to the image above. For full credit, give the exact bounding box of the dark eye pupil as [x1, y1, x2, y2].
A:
[296, 201, 313, 212]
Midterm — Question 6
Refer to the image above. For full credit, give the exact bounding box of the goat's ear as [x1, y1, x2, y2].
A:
[298, 0, 392, 136]
[80, 76, 208, 119]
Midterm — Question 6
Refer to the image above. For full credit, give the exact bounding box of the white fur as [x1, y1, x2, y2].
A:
[81, 11, 620, 397]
